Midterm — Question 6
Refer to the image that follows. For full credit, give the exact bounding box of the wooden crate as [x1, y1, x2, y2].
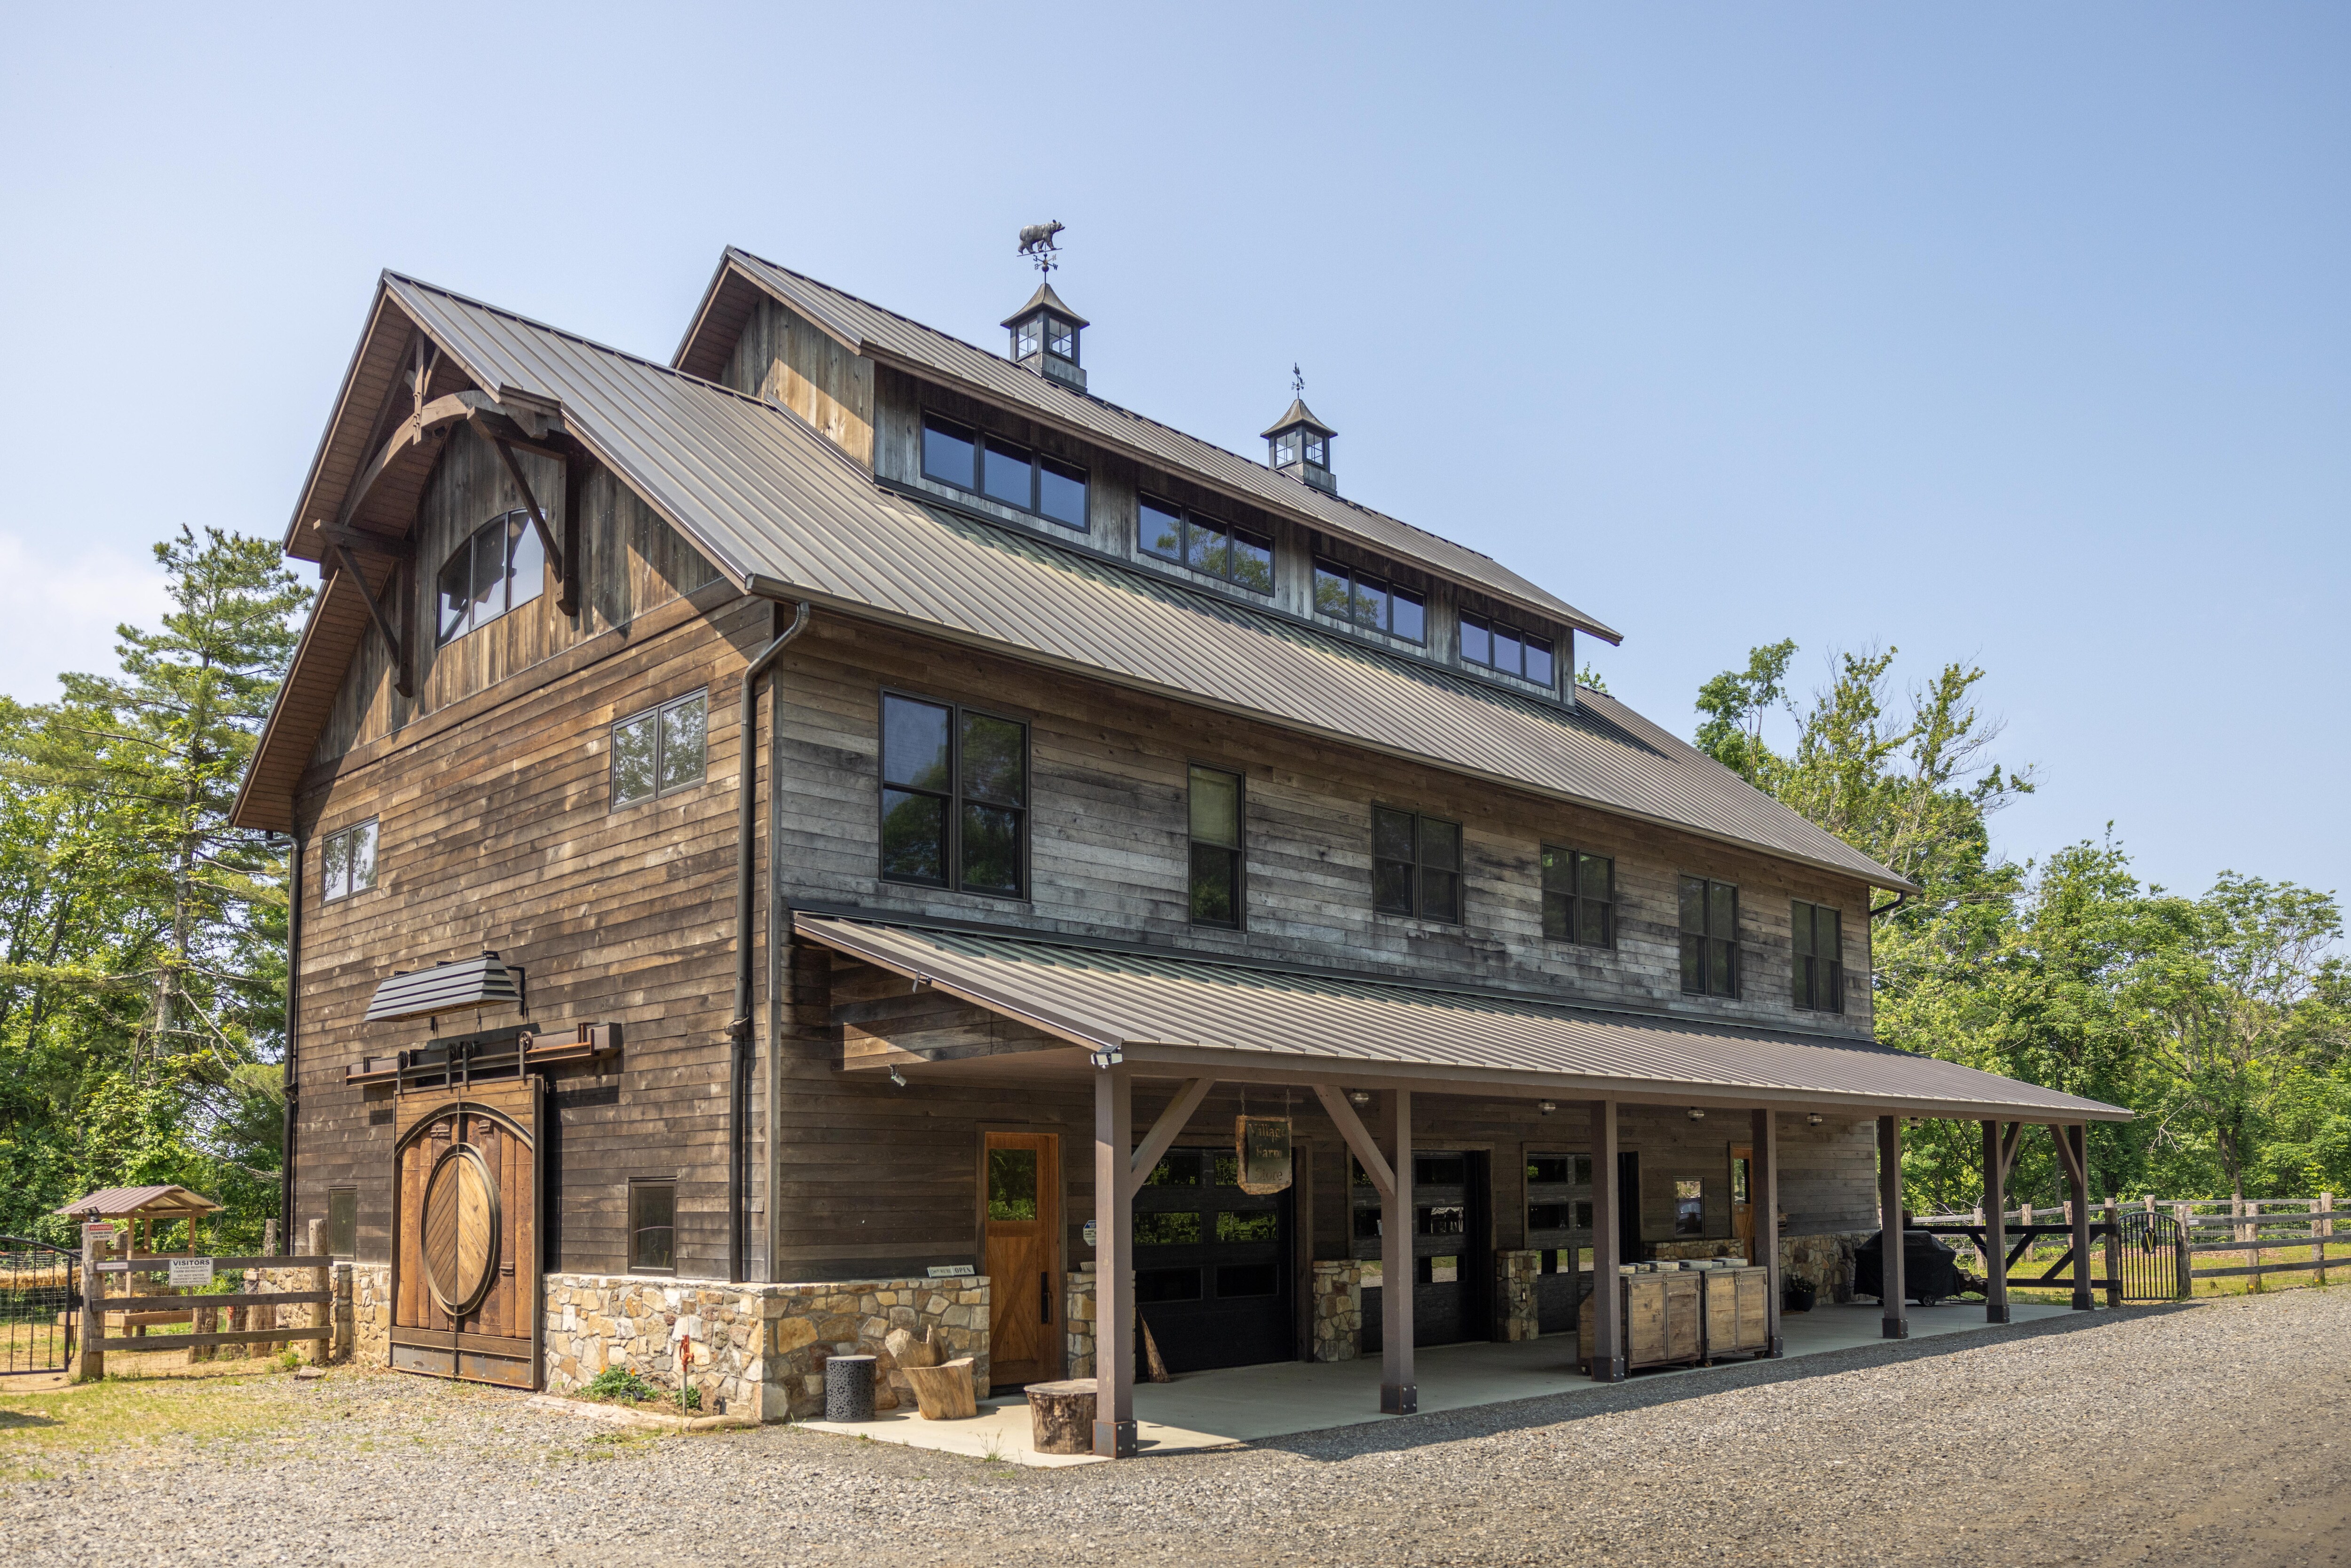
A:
[1700, 1266, 1771, 1362]
[1578, 1270, 1704, 1372]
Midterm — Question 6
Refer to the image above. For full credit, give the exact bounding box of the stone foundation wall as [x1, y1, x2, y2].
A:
[1065, 1264, 1097, 1379]
[1310, 1261, 1362, 1362]
[542, 1272, 988, 1421]
[1653, 1238, 1749, 1262]
[1495, 1251, 1541, 1341]
[1781, 1232, 1868, 1304]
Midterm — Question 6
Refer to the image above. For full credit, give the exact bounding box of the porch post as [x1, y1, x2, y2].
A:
[1588, 1099, 1624, 1381]
[1878, 1115, 1907, 1339]
[1751, 1108, 1782, 1357]
[1092, 1063, 1136, 1457]
[2067, 1122, 2094, 1312]
[1981, 1119, 2009, 1324]
[1381, 1089, 1416, 1414]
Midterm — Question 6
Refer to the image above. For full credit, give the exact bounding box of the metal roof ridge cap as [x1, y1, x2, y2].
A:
[787, 904, 1906, 1052]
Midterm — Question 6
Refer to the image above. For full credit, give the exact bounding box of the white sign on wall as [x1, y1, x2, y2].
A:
[1082, 1220, 1098, 1248]
[168, 1258, 215, 1288]
[926, 1264, 976, 1279]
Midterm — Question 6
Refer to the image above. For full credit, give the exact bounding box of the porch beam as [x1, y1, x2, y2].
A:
[1878, 1115, 1907, 1339]
[1982, 1119, 2010, 1324]
[2063, 1122, 2094, 1312]
[1381, 1089, 1416, 1414]
[1092, 1064, 1136, 1458]
[1588, 1099, 1624, 1380]
[1751, 1108, 1782, 1356]
[1125, 1077, 1212, 1201]
[1312, 1084, 1394, 1203]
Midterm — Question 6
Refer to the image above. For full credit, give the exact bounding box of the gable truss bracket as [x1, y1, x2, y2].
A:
[492, 437, 576, 616]
[319, 528, 412, 700]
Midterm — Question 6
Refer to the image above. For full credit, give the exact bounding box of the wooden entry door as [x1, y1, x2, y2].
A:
[1732, 1146, 1756, 1262]
[981, 1131, 1060, 1391]
[390, 1078, 544, 1388]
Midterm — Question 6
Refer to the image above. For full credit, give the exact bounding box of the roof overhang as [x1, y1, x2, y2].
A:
[796, 914, 2130, 1124]
[363, 952, 524, 1025]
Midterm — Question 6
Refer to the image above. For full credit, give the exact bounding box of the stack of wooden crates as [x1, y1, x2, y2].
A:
[1577, 1260, 1770, 1372]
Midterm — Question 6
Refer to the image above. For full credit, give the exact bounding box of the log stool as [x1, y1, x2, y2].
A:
[904, 1358, 978, 1420]
[1024, 1379, 1097, 1456]
[824, 1354, 877, 1422]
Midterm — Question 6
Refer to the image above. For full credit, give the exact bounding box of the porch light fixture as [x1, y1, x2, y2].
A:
[1348, 1090, 1373, 1106]
[1538, 1101, 1556, 1116]
[1091, 1047, 1124, 1069]
[1688, 1108, 1706, 1122]
[1807, 1113, 1825, 1127]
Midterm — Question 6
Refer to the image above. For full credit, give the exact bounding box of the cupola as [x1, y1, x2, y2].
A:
[1262, 397, 1337, 496]
[1002, 281, 1088, 391]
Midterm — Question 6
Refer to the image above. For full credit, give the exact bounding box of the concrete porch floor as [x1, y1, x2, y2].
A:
[796, 1299, 2087, 1467]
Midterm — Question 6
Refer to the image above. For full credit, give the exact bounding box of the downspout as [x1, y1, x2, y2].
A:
[281, 834, 302, 1256]
[730, 601, 813, 1283]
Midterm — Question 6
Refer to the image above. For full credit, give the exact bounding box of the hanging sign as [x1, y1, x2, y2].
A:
[169, 1258, 216, 1288]
[1235, 1116, 1295, 1195]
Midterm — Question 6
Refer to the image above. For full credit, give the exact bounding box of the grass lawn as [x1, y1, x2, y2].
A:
[0, 1368, 303, 1482]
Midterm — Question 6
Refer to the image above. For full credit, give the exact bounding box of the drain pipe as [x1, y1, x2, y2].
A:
[281, 833, 302, 1256]
[730, 600, 812, 1283]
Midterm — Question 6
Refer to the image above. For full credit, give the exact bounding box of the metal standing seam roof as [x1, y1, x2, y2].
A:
[362, 952, 524, 1024]
[797, 915, 2131, 1123]
[379, 273, 1913, 892]
[54, 1185, 223, 1219]
[690, 249, 1621, 644]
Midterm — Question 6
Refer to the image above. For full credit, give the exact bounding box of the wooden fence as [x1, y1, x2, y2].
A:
[78, 1218, 332, 1379]
[1917, 1195, 2344, 1299]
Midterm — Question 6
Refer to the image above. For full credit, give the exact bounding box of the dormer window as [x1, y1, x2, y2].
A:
[1460, 612, 1556, 689]
[921, 412, 1089, 530]
[1313, 558, 1425, 643]
[436, 510, 544, 645]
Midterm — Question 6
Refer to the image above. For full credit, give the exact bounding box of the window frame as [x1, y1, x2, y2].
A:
[609, 689, 709, 811]
[626, 1179, 677, 1276]
[1678, 875, 1741, 999]
[319, 818, 379, 905]
[1792, 898, 1846, 1013]
[1138, 494, 1276, 593]
[1312, 558, 1427, 644]
[434, 509, 546, 647]
[1459, 609, 1558, 689]
[327, 1187, 358, 1260]
[1540, 844, 1615, 949]
[919, 410, 1090, 531]
[876, 688, 1032, 900]
[1186, 763, 1246, 930]
[1370, 804, 1463, 925]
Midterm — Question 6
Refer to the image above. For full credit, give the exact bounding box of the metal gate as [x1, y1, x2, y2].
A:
[2113, 1210, 2188, 1302]
[0, 1237, 79, 1374]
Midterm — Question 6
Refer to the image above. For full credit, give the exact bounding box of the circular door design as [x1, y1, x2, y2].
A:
[420, 1142, 501, 1318]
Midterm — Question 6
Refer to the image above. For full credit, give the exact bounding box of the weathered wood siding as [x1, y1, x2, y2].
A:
[313, 424, 723, 763]
[720, 297, 875, 468]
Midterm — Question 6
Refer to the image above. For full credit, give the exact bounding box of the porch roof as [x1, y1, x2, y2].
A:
[796, 914, 2131, 1123]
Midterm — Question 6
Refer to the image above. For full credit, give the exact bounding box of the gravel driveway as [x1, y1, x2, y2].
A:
[5, 1288, 2347, 1567]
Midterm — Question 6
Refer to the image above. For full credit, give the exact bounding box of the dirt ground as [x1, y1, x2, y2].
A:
[3, 1286, 2348, 1567]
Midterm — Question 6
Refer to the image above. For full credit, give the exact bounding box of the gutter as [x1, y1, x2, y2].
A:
[728, 600, 813, 1283]
[281, 835, 302, 1254]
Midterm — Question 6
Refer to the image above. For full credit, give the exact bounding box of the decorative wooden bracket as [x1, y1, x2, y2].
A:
[2048, 1120, 2086, 1192]
[1123, 1078, 1212, 1202]
[493, 437, 568, 610]
[1314, 1084, 1394, 1203]
[320, 528, 411, 698]
[1998, 1119, 2024, 1182]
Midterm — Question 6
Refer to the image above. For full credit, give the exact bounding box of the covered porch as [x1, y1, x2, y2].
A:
[800, 913, 2131, 1459]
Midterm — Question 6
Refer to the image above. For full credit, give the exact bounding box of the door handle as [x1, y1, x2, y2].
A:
[1040, 1271, 1052, 1324]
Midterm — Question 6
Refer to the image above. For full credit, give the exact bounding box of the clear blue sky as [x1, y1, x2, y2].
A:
[3, 4, 2343, 903]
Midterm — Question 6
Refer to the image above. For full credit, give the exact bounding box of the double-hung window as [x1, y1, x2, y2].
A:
[1460, 612, 1556, 688]
[1541, 846, 1614, 947]
[1187, 764, 1244, 928]
[1313, 559, 1426, 642]
[1792, 899, 1845, 1012]
[611, 691, 708, 808]
[1372, 806, 1461, 923]
[436, 510, 545, 645]
[320, 819, 379, 903]
[921, 412, 1089, 530]
[1679, 875, 1739, 998]
[880, 693, 1029, 898]
[1140, 497, 1274, 592]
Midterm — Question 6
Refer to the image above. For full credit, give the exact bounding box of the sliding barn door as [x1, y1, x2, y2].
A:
[390, 1077, 544, 1387]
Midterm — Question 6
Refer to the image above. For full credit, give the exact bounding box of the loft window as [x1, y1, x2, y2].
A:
[1371, 805, 1461, 923]
[1541, 845, 1614, 947]
[1460, 611, 1557, 688]
[920, 411, 1089, 529]
[880, 692, 1029, 898]
[1313, 559, 1426, 643]
[611, 691, 708, 809]
[628, 1180, 675, 1274]
[327, 1188, 357, 1260]
[1188, 764, 1244, 929]
[1140, 497, 1274, 592]
[320, 819, 379, 903]
[435, 510, 544, 646]
[1793, 899, 1845, 1013]
[1679, 875, 1739, 998]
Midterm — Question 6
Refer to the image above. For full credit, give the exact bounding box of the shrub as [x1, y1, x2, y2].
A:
[680, 1385, 703, 1412]
[581, 1367, 660, 1404]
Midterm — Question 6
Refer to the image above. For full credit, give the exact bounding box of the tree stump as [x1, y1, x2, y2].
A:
[904, 1357, 978, 1420]
[1025, 1379, 1097, 1455]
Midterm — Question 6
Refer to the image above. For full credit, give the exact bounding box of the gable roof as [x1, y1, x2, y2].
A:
[239, 271, 1910, 895]
[674, 248, 1621, 645]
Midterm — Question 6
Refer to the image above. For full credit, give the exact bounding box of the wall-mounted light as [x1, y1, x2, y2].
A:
[1091, 1047, 1124, 1069]
[1688, 1107, 1706, 1122]
[1349, 1090, 1372, 1106]
[888, 1067, 907, 1088]
[1538, 1101, 1557, 1116]
[1807, 1113, 1825, 1127]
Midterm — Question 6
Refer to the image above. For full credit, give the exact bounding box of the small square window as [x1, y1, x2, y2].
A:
[612, 692, 707, 809]
[320, 819, 379, 904]
[628, 1181, 676, 1274]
